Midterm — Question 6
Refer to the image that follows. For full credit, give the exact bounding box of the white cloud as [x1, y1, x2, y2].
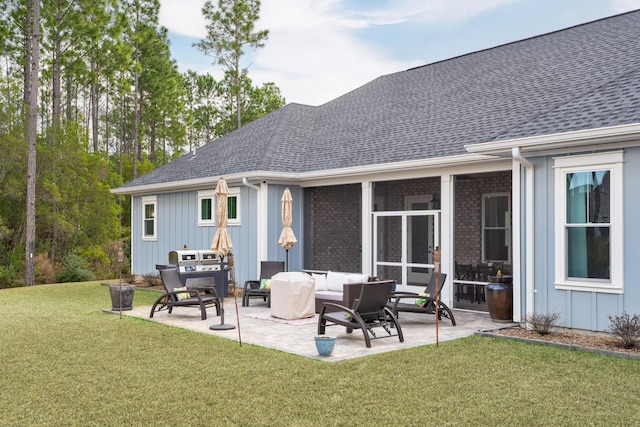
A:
[157, 0, 586, 106]
[610, 0, 640, 12]
[158, 0, 208, 38]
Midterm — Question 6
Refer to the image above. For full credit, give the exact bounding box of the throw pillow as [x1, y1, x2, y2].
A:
[173, 287, 190, 301]
[346, 273, 369, 284]
[326, 271, 349, 292]
[260, 278, 271, 290]
[415, 292, 430, 307]
[312, 273, 328, 291]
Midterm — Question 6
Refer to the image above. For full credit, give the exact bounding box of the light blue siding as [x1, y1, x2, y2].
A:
[130, 184, 303, 287]
[531, 146, 640, 331]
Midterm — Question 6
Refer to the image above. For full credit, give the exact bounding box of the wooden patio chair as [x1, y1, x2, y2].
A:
[149, 267, 221, 321]
[318, 280, 404, 348]
[387, 273, 456, 326]
[242, 261, 285, 307]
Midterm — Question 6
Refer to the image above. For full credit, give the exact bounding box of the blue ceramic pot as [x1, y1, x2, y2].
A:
[314, 336, 336, 356]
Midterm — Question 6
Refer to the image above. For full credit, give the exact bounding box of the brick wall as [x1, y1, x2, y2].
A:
[306, 184, 362, 272]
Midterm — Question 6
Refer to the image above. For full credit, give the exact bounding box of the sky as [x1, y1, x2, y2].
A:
[158, 0, 640, 106]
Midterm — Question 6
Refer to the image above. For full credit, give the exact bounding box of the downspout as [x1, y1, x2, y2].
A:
[242, 177, 260, 191]
[512, 147, 535, 323]
[242, 177, 267, 266]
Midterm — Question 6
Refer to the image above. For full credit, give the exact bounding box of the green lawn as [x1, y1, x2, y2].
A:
[1, 282, 639, 426]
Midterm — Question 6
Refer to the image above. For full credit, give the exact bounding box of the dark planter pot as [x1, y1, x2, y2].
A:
[109, 284, 135, 311]
[486, 276, 513, 323]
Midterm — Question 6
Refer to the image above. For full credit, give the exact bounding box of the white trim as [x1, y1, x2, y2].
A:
[361, 181, 372, 276]
[553, 151, 624, 293]
[197, 189, 216, 227]
[257, 182, 268, 263]
[466, 123, 640, 155]
[111, 153, 505, 195]
[440, 174, 453, 306]
[141, 195, 157, 241]
[511, 160, 522, 322]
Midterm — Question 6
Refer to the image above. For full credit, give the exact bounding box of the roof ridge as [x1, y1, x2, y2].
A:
[256, 103, 297, 170]
[405, 9, 640, 74]
[490, 64, 640, 142]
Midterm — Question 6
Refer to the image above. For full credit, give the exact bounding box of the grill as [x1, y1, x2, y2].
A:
[166, 250, 228, 297]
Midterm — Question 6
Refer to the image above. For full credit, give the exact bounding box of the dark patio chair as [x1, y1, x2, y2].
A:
[150, 267, 221, 320]
[242, 261, 285, 307]
[387, 273, 456, 326]
[318, 280, 403, 348]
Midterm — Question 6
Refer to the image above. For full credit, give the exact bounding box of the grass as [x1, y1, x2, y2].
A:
[2, 283, 640, 426]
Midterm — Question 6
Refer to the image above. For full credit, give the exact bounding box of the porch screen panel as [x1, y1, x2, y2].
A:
[377, 216, 401, 263]
[409, 213, 432, 273]
[483, 194, 509, 261]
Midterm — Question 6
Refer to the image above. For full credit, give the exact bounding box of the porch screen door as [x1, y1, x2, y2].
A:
[373, 207, 439, 292]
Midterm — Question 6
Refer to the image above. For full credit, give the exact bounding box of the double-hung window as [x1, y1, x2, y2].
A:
[142, 195, 157, 241]
[554, 151, 623, 293]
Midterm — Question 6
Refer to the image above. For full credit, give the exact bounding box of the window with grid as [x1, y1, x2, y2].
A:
[554, 151, 623, 293]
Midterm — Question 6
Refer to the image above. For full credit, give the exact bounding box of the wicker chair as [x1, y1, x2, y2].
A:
[242, 261, 285, 307]
[318, 280, 403, 348]
[387, 273, 456, 326]
[149, 267, 221, 320]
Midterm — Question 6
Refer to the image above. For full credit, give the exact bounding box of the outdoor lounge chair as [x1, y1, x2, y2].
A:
[387, 273, 456, 326]
[242, 261, 285, 307]
[318, 280, 404, 348]
[150, 267, 221, 320]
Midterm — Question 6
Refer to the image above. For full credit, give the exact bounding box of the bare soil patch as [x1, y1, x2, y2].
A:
[491, 327, 640, 357]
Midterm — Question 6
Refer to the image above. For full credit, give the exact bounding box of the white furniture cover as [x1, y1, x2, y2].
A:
[270, 272, 315, 320]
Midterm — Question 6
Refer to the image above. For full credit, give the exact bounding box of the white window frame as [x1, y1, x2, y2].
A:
[482, 192, 510, 263]
[554, 151, 623, 293]
[141, 195, 157, 241]
[226, 187, 240, 226]
[197, 189, 216, 227]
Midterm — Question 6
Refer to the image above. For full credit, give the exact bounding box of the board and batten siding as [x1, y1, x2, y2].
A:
[130, 184, 304, 286]
[531, 146, 640, 331]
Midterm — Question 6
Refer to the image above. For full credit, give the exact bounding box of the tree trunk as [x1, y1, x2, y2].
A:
[91, 57, 99, 152]
[25, 0, 40, 287]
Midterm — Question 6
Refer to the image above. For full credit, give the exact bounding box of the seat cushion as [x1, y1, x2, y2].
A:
[314, 290, 343, 302]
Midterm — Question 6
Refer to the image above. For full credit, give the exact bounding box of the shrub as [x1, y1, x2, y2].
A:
[56, 252, 94, 283]
[0, 264, 21, 288]
[608, 312, 640, 349]
[34, 254, 58, 284]
[524, 311, 561, 335]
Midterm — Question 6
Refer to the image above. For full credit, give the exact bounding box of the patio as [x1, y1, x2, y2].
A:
[124, 299, 501, 362]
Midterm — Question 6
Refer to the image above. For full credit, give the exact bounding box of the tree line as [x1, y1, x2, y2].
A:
[0, 0, 283, 287]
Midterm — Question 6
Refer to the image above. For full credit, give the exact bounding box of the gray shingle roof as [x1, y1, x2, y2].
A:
[120, 9, 640, 189]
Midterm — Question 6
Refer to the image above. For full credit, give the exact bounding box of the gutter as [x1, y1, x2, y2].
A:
[242, 177, 260, 191]
[512, 147, 535, 326]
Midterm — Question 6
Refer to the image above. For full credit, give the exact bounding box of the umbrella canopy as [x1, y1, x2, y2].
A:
[278, 188, 297, 251]
[211, 178, 233, 257]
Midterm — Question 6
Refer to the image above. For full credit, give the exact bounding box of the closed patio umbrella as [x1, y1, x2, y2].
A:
[210, 178, 239, 338]
[277, 188, 297, 271]
[211, 178, 232, 258]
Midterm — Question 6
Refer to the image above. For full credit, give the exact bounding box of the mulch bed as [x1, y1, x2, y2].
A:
[481, 326, 640, 360]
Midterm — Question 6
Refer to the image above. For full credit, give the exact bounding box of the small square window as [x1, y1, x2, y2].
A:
[197, 190, 216, 226]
